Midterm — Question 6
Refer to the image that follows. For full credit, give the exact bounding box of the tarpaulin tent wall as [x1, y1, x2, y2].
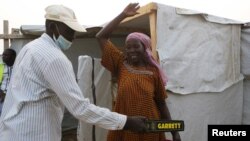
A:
[77, 56, 113, 141]
[1, 2, 249, 141]
[241, 26, 250, 124]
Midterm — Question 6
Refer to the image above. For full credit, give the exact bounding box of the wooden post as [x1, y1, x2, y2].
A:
[3, 20, 9, 49]
[149, 10, 158, 62]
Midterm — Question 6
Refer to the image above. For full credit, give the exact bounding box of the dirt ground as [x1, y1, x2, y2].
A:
[62, 128, 77, 141]
[62, 111, 78, 141]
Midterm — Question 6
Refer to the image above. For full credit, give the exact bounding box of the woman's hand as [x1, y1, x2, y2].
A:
[122, 3, 140, 17]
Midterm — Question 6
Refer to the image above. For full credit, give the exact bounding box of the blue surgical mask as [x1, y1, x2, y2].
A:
[53, 34, 72, 50]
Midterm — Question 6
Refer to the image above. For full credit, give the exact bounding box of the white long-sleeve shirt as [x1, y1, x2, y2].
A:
[0, 33, 126, 141]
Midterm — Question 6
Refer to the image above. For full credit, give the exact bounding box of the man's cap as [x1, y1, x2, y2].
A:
[45, 5, 86, 32]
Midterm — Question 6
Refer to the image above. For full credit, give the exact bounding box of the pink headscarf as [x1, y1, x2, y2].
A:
[125, 32, 167, 86]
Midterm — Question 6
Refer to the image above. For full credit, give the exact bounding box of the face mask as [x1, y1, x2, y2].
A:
[53, 24, 73, 50]
[53, 35, 72, 50]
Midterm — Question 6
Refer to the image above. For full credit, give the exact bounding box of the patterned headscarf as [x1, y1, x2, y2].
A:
[125, 32, 167, 86]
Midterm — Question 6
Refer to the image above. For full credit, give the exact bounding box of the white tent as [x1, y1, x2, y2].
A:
[1, 2, 250, 141]
[77, 56, 113, 141]
[241, 26, 250, 124]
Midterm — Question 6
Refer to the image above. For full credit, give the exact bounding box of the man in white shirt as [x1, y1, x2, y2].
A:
[0, 48, 16, 116]
[0, 5, 147, 141]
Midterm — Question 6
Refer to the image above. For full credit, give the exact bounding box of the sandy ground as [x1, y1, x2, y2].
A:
[62, 128, 77, 141]
[62, 110, 78, 141]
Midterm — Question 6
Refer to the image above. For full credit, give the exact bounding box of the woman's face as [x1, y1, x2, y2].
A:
[125, 38, 146, 66]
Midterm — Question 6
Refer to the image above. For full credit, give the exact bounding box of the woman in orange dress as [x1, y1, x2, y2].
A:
[96, 3, 181, 141]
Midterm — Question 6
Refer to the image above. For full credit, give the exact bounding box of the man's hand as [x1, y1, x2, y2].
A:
[123, 116, 147, 132]
[0, 89, 5, 102]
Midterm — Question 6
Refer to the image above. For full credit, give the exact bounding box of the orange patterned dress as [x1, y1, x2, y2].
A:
[101, 40, 167, 141]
